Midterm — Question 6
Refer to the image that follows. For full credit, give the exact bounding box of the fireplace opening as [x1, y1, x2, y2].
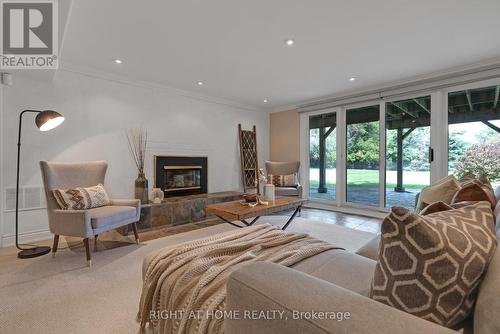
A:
[165, 165, 202, 192]
[155, 156, 207, 197]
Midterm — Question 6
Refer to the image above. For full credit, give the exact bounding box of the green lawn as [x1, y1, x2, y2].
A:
[309, 169, 428, 189]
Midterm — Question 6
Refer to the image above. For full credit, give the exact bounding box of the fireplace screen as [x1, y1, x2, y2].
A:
[164, 166, 202, 192]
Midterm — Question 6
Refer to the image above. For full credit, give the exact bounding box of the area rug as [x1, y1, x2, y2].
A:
[0, 217, 376, 334]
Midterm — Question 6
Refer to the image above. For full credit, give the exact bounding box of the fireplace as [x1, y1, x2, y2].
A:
[155, 156, 208, 197]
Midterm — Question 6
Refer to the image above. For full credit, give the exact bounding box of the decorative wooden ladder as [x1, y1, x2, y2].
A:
[238, 124, 260, 194]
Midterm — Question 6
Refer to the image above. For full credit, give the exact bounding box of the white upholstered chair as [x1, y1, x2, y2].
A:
[40, 160, 141, 266]
[265, 161, 303, 198]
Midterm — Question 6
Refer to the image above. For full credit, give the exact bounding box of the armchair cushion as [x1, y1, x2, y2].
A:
[89, 206, 137, 229]
[275, 186, 300, 197]
[110, 198, 141, 221]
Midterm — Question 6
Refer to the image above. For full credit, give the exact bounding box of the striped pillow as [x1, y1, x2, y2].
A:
[267, 174, 296, 187]
[52, 184, 110, 210]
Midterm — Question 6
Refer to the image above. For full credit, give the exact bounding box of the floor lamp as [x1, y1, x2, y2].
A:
[16, 110, 64, 259]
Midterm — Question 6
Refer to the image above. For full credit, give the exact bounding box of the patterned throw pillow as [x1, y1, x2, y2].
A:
[416, 175, 461, 212]
[452, 182, 497, 210]
[52, 184, 110, 210]
[370, 202, 497, 327]
[267, 174, 296, 187]
[419, 201, 453, 215]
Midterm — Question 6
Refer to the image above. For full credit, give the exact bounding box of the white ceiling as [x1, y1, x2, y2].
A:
[59, 0, 500, 110]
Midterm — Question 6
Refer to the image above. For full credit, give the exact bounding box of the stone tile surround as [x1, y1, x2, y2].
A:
[118, 191, 242, 235]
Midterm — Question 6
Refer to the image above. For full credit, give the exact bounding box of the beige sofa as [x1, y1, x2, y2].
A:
[225, 188, 500, 334]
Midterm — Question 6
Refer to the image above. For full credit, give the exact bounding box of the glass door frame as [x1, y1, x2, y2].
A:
[382, 92, 440, 209]
[340, 100, 384, 210]
[300, 107, 341, 206]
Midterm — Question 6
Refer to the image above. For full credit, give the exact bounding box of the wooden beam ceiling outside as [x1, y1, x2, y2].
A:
[466, 90, 474, 111]
[494, 86, 500, 109]
[413, 98, 430, 114]
[482, 120, 500, 133]
[390, 102, 418, 118]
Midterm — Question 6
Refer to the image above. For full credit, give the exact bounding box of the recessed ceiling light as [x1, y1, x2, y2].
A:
[349, 77, 356, 82]
[196, 81, 204, 86]
[284, 39, 295, 46]
[263, 99, 268, 103]
[114, 59, 123, 64]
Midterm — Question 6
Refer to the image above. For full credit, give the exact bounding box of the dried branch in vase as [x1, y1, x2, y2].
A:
[126, 127, 148, 174]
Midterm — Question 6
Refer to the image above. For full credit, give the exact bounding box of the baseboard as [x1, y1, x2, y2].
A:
[1, 229, 52, 247]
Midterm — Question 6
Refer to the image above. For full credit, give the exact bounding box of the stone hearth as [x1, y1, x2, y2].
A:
[119, 191, 242, 235]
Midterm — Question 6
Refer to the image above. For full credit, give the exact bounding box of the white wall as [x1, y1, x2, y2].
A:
[0, 83, 4, 246]
[0, 69, 269, 246]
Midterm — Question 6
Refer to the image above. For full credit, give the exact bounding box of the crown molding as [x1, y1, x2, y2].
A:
[57, 61, 267, 113]
[272, 56, 500, 113]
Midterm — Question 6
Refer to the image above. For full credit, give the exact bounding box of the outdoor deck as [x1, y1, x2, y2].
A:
[309, 187, 419, 209]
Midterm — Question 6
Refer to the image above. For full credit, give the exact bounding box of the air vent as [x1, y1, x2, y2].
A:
[5, 187, 19, 211]
[24, 187, 42, 209]
[4, 186, 45, 211]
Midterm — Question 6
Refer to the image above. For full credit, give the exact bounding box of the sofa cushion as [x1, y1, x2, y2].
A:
[356, 235, 381, 261]
[292, 249, 377, 296]
[474, 229, 500, 334]
[495, 186, 500, 202]
[53, 184, 110, 210]
[89, 205, 136, 229]
[370, 202, 497, 328]
[416, 175, 461, 212]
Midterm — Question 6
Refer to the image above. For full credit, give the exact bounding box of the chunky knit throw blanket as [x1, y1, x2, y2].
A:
[137, 224, 340, 334]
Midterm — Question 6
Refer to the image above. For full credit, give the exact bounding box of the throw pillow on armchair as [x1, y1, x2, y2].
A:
[268, 174, 296, 187]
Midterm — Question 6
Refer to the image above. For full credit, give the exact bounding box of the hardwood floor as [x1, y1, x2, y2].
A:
[139, 207, 382, 243]
[298, 208, 382, 234]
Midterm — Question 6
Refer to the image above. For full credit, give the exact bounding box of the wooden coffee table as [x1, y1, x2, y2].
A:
[205, 197, 306, 230]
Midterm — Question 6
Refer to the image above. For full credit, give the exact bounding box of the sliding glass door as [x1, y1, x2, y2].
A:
[345, 105, 380, 207]
[301, 81, 499, 212]
[309, 112, 337, 201]
[304, 98, 435, 210]
[385, 96, 431, 209]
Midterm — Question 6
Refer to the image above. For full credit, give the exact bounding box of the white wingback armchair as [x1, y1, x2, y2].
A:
[265, 161, 303, 198]
[40, 160, 141, 266]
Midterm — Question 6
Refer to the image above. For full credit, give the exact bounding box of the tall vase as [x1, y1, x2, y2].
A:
[135, 172, 149, 204]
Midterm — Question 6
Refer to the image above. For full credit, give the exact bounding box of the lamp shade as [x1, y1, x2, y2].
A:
[35, 110, 64, 132]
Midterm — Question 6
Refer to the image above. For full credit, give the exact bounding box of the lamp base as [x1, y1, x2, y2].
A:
[17, 246, 51, 259]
